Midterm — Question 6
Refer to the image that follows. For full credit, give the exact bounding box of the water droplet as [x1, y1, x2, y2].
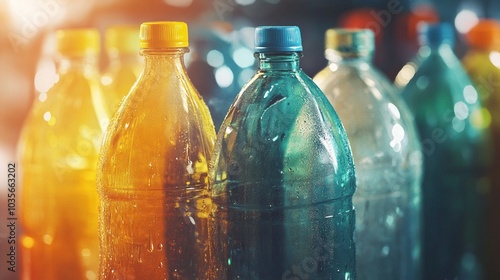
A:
[381, 246, 389, 256]
[158, 244, 164, 251]
[158, 261, 164, 268]
[147, 234, 154, 252]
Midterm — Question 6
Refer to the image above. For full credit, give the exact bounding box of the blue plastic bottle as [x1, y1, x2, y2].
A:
[209, 26, 357, 280]
[397, 23, 492, 280]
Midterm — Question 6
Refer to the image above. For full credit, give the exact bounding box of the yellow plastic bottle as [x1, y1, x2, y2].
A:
[97, 21, 216, 279]
[462, 19, 500, 280]
[18, 29, 107, 280]
[101, 25, 143, 116]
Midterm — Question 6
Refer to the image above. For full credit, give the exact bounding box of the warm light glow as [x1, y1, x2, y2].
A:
[395, 64, 416, 88]
[34, 61, 58, 93]
[489, 51, 500, 68]
[43, 111, 51, 122]
[471, 108, 492, 129]
[455, 9, 479, 34]
[163, 0, 193, 7]
[22, 236, 35, 248]
[85, 270, 97, 280]
[43, 234, 53, 245]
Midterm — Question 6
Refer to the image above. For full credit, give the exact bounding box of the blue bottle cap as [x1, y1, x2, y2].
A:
[419, 23, 455, 47]
[254, 26, 303, 52]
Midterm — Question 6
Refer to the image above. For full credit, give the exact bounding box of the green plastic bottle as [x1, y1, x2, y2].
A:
[397, 23, 492, 280]
[209, 26, 356, 280]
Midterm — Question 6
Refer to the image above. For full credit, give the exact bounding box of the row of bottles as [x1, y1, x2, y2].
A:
[17, 19, 500, 280]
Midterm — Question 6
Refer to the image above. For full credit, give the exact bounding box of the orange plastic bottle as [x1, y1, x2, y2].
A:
[18, 29, 107, 279]
[97, 21, 216, 279]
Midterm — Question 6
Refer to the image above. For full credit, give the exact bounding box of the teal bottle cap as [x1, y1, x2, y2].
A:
[325, 28, 374, 57]
[254, 26, 303, 52]
[419, 23, 455, 47]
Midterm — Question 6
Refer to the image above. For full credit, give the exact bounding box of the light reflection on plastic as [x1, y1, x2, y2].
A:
[455, 9, 479, 34]
[387, 103, 401, 119]
[238, 68, 254, 87]
[395, 64, 416, 88]
[390, 124, 405, 152]
[207, 50, 224, 68]
[233, 47, 254, 68]
[215, 66, 234, 88]
[454, 101, 469, 120]
[34, 61, 58, 93]
[235, 0, 256, 5]
[463, 85, 478, 104]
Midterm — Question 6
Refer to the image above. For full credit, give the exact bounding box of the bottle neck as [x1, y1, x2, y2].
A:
[58, 54, 99, 75]
[107, 51, 141, 66]
[141, 48, 188, 70]
[257, 52, 301, 72]
[325, 48, 372, 65]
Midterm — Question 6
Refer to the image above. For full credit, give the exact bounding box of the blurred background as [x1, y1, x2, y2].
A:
[0, 0, 498, 279]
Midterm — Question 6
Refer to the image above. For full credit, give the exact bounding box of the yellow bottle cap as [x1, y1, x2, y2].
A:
[105, 25, 140, 54]
[139, 21, 188, 49]
[56, 28, 100, 56]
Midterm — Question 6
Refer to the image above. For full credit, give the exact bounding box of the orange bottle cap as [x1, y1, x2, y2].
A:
[466, 19, 500, 50]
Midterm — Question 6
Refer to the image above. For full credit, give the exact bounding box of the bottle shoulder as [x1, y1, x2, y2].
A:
[210, 69, 356, 206]
[98, 66, 216, 194]
[314, 63, 422, 169]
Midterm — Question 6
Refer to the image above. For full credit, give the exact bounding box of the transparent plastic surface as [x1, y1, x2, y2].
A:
[97, 48, 216, 279]
[101, 28, 143, 117]
[18, 54, 107, 279]
[314, 30, 423, 280]
[210, 52, 356, 280]
[101, 52, 142, 116]
[399, 42, 491, 280]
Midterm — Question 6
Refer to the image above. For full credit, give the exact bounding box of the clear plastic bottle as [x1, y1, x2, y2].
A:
[462, 19, 500, 280]
[97, 21, 216, 279]
[397, 23, 492, 280]
[209, 26, 356, 280]
[101, 25, 143, 116]
[18, 28, 106, 280]
[313, 29, 423, 280]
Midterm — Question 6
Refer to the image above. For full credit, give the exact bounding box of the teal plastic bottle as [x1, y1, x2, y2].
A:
[209, 26, 357, 280]
[314, 29, 423, 280]
[397, 23, 491, 280]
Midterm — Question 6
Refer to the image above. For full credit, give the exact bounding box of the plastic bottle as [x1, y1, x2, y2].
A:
[18, 28, 106, 280]
[313, 29, 423, 280]
[209, 26, 356, 280]
[97, 21, 216, 279]
[101, 25, 143, 116]
[397, 23, 492, 280]
[462, 19, 500, 280]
